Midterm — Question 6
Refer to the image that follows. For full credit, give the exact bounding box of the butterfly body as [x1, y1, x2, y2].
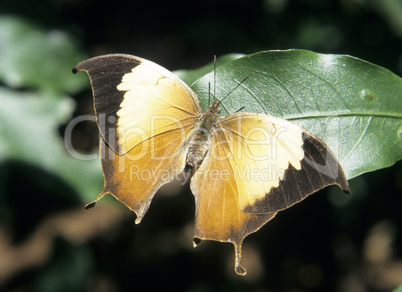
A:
[186, 100, 221, 171]
[73, 53, 349, 276]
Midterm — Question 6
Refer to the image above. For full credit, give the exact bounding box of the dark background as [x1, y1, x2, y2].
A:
[0, 0, 401, 291]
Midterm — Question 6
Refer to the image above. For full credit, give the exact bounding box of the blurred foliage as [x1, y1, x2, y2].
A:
[0, 16, 103, 203]
[0, 0, 401, 291]
[0, 16, 87, 95]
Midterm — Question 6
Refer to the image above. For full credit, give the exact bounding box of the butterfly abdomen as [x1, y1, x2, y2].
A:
[186, 131, 211, 171]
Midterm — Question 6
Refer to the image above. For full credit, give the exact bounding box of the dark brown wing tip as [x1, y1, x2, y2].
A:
[72, 61, 86, 74]
[84, 201, 96, 210]
[338, 170, 351, 195]
[342, 185, 351, 195]
[193, 237, 201, 247]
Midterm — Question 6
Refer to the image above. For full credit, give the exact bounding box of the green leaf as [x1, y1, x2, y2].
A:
[191, 49, 402, 180]
[0, 15, 88, 95]
[174, 53, 244, 86]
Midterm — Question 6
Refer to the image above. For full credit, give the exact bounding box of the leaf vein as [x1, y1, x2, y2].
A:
[343, 116, 373, 161]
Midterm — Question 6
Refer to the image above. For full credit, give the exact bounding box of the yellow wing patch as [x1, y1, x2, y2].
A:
[218, 113, 304, 210]
[117, 61, 202, 154]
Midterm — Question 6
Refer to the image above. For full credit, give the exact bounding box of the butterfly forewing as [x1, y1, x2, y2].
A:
[73, 54, 202, 155]
[74, 54, 202, 221]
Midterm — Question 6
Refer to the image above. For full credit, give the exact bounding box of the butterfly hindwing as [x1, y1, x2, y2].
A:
[190, 128, 277, 275]
[190, 112, 349, 274]
[99, 124, 195, 223]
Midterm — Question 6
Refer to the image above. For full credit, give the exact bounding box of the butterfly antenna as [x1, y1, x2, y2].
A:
[213, 55, 217, 103]
[234, 106, 245, 113]
[208, 82, 211, 106]
[218, 72, 253, 106]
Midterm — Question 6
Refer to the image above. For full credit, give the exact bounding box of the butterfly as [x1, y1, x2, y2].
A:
[73, 54, 349, 275]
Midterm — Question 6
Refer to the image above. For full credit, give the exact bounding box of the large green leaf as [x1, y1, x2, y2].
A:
[191, 50, 402, 180]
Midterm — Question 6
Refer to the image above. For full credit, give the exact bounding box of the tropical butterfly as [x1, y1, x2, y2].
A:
[73, 54, 349, 275]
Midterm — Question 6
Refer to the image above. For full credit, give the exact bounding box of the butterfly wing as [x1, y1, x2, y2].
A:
[73, 54, 202, 222]
[190, 138, 276, 275]
[73, 54, 202, 154]
[219, 112, 349, 214]
[190, 112, 349, 275]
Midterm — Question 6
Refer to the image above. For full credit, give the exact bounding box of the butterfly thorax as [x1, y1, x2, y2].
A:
[185, 101, 221, 171]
